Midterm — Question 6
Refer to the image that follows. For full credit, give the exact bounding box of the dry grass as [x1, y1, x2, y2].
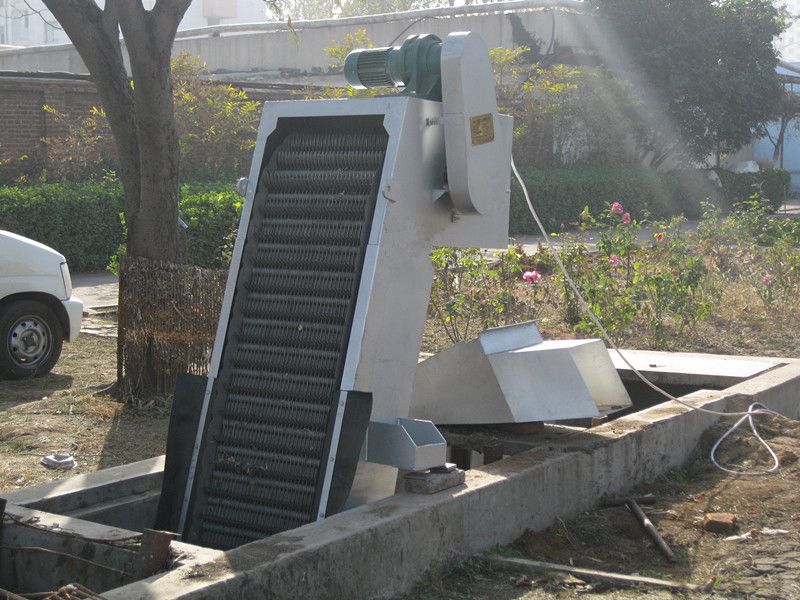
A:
[401, 418, 800, 600]
[0, 334, 168, 492]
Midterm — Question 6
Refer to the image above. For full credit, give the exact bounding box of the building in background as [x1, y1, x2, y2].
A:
[0, 0, 66, 46]
[174, 0, 267, 29]
[749, 62, 800, 192]
[0, 0, 267, 47]
[777, 0, 800, 62]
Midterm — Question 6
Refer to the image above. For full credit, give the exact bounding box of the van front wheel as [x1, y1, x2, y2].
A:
[0, 300, 64, 379]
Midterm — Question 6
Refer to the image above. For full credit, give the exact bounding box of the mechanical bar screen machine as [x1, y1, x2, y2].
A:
[178, 31, 513, 549]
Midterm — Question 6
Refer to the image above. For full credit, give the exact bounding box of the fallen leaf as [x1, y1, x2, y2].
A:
[511, 575, 533, 588]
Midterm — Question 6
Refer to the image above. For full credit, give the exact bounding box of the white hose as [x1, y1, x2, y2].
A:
[510, 158, 788, 475]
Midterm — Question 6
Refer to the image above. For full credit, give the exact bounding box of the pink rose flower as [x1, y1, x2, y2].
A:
[609, 254, 620, 267]
[762, 274, 773, 285]
[622, 212, 631, 224]
[610, 202, 624, 215]
[655, 232, 665, 241]
[522, 270, 542, 284]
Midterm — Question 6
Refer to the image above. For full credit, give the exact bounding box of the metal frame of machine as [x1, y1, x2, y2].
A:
[174, 31, 513, 549]
[178, 96, 512, 544]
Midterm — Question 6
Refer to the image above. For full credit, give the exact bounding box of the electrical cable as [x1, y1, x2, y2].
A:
[709, 402, 780, 475]
[510, 158, 791, 475]
[389, 17, 435, 46]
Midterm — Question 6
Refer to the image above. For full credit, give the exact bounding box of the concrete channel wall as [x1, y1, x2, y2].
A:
[0, 1, 589, 75]
[91, 359, 800, 599]
[5, 456, 164, 532]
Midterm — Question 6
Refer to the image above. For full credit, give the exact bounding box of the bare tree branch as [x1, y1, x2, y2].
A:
[4, 1, 63, 29]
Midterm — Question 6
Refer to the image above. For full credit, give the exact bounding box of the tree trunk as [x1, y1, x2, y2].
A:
[773, 114, 790, 164]
[117, 2, 187, 263]
[125, 48, 183, 262]
[42, 0, 191, 400]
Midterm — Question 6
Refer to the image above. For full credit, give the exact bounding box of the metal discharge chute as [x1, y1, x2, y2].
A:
[177, 31, 513, 550]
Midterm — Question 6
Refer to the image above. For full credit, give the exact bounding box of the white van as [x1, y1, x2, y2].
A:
[0, 231, 83, 378]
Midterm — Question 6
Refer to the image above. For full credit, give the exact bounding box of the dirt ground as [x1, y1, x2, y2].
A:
[0, 333, 168, 492]
[402, 417, 800, 600]
[1, 316, 799, 599]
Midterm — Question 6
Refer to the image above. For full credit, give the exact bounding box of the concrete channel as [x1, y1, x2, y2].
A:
[2, 350, 799, 598]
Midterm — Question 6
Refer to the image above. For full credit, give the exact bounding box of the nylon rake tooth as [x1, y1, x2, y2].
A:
[282, 128, 389, 152]
[223, 394, 330, 429]
[213, 444, 321, 484]
[220, 419, 326, 458]
[274, 149, 386, 171]
[205, 496, 309, 531]
[209, 479, 313, 511]
[257, 218, 366, 245]
[252, 243, 360, 271]
[245, 268, 356, 297]
[199, 521, 266, 548]
[237, 317, 345, 350]
[259, 193, 369, 220]
[241, 293, 350, 324]
[231, 344, 340, 375]
[209, 471, 316, 509]
[263, 170, 376, 195]
[187, 124, 388, 550]
[228, 367, 333, 401]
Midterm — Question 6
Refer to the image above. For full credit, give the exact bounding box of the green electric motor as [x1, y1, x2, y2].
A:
[344, 33, 443, 101]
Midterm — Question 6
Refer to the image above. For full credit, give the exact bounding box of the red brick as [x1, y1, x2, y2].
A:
[703, 512, 737, 533]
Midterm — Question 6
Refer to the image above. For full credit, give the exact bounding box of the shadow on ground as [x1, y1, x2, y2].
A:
[0, 373, 74, 406]
[0, 334, 168, 491]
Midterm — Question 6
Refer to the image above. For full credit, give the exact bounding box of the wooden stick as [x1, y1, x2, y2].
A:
[487, 556, 699, 591]
[626, 498, 677, 563]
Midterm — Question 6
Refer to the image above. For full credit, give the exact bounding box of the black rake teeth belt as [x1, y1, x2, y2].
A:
[183, 122, 388, 550]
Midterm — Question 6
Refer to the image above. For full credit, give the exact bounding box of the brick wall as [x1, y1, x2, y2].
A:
[0, 76, 98, 163]
[0, 75, 305, 168]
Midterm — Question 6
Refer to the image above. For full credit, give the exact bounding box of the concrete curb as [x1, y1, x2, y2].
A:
[102, 361, 800, 599]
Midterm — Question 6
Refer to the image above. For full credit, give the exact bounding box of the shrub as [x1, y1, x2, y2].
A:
[40, 105, 116, 182]
[429, 245, 538, 343]
[172, 53, 260, 181]
[31, 53, 259, 184]
[715, 168, 790, 212]
[0, 150, 44, 186]
[180, 183, 242, 268]
[510, 165, 721, 235]
[0, 180, 124, 272]
[0, 180, 239, 272]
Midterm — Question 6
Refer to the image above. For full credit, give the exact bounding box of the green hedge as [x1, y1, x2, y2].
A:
[0, 167, 790, 272]
[0, 180, 239, 272]
[0, 181, 125, 272]
[715, 168, 790, 212]
[509, 166, 724, 235]
[180, 184, 242, 269]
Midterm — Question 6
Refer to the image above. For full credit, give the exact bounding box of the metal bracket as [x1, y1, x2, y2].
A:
[362, 418, 446, 471]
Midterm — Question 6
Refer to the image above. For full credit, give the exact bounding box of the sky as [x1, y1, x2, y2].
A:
[778, 0, 800, 62]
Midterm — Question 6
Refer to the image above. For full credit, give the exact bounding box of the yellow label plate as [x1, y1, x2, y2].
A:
[470, 113, 494, 146]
